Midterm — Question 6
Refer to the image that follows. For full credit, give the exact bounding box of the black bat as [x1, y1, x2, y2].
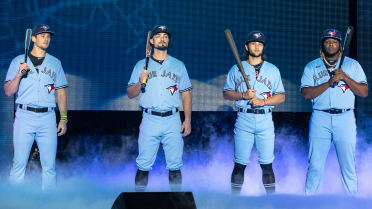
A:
[141, 31, 152, 93]
[224, 29, 251, 90]
[331, 26, 354, 87]
[22, 28, 32, 75]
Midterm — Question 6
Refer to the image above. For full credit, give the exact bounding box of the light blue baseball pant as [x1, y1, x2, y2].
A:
[305, 110, 357, 194]
[233, 111, 275, 165]
[9, 107, 57, 190]
[136, 110, 183, 171]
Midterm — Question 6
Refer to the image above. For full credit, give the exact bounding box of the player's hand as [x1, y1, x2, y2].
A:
[328, 74, 341, 87]
[18, 63, 29, 77]
[139, 71, 149, 84]
[249, 97, 265, 107]
[333, 68, 346, 81]
[242, 89, 256, 99]
[181, 119, 191, 137]
[57, 120, 67, 136]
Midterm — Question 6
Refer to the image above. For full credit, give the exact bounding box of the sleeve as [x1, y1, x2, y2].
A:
[223, 65, 236, 91]
[127, 61, 142, 87]
[179, 63, 192, 93]
[55, 61, 68, 89]
[350, 61, 367, 84]
[300, 65, 315, 88]
[273, 69, 285, 94]
[5, 58, 19, 82]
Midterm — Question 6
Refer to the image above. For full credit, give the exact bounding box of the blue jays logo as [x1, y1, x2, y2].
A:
[337, 83, 349, 93]
[44, 83, 55, 93]
[328, 31, 336, 36]
[159, 25, 167, 31]
[260, 91, 272, 99]
[166, 85, 178, 95]
[253, 33, 262, 38]
[42, 25, 49, 30]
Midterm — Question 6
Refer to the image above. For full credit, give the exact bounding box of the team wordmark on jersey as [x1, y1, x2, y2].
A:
[313, 70, 329, 82]
[260, 91, 272, 99]
[40, 67, 57, 82]
[256, 76, 273, 90]
[145, 70, 179, 83]
[166, 85, 178, 95]
[161, 70, 178, 83]
[337, 83, 349, 93]
[44, 83, 55, 93]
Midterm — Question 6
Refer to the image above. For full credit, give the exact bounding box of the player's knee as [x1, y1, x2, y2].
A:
[231, 163, 246, 184]
[260, 163, 275, 184]
[169, 170, 182, 185]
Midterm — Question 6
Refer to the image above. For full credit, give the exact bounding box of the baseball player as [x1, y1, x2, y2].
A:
[127, 25, 192, 191]
[223, 31, 285, 194]
[4, 25, 68, 190]
[301, 29, 368, 194]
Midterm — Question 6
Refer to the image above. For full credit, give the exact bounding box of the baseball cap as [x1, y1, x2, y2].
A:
[150, 25, 171, 38]
[32, 25, 55, 36]
[245, 31, 265, 45]
[321, 29, 342, 42]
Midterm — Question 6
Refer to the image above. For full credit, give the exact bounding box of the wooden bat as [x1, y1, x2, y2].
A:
[331, 26, 354, 87]
[224, 29, 251, 90]
[21, 28, 32, 75]
[141, 31, 152, 93]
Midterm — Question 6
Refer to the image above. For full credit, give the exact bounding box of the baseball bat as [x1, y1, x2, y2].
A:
[22, 28, 32, 75]
[331, 26, 354, 87]
[224, 29, 251, 90]
[141, 31, 152, 93]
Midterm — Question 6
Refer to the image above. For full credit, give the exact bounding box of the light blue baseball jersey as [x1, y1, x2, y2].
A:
[128, 55, 192, 111]
[224, 61, 285, 109]
[5, 53, 68, 108]
[301, 56, 367, 110]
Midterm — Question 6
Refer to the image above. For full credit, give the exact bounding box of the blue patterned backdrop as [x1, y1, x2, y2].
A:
[3, 0, 372, 149]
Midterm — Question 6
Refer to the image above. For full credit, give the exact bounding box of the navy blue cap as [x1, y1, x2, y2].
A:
[245, 31, 265, 45]
[150, 25, 171, 38]
[321, 29, 342, 42]
[32, 25, 55, 36]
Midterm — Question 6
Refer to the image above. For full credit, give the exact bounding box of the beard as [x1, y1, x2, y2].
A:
[155, 45, 168, 51]
[322, 48, 340, 58]
[248, 48, 263, 58]
[154, 42, 169, 51]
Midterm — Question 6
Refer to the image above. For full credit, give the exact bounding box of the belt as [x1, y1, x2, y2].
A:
[144, 108, 179, 117]
[18, 104, 53, 113]
[238, 108, 271, 114]
[321, 108, 351, 114]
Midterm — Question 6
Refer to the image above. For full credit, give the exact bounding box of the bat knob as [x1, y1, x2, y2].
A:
[141, 83, 146, 93]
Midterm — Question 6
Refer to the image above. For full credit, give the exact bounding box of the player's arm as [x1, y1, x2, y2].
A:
[333, 69, 368, 98]
[56, 87, 67, 136]
[301, 82, 330, 99]
[127, 71, 149, 99]
[223, 89, 256, 101]
[4, 63, 28, 97]
[181, 90, 192, 137]
[250, 93, 285, 107]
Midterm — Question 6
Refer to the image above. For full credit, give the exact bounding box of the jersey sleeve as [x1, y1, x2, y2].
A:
[223, 65, 237, 91]
[127, 61, 142, 87]
[5, 58, 20, 82]
[55, 61, 68, 89]
[350, 61, 367, 84]
[301, 65, 314, 88]
[179, 63, 192, 93]
[273, 70, 285, 94]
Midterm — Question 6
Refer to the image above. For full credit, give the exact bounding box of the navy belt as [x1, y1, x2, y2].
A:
[18, 104, 53, 113]
[238, 108, 271, 114]
[321, 108, 351, 114]
[144, 108, 178, 117]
